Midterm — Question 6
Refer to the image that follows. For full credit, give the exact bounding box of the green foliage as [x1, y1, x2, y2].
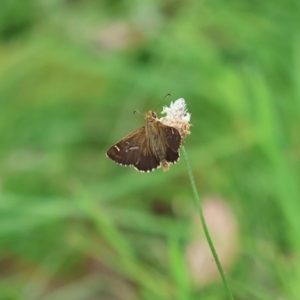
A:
[0, 0, 300, 299]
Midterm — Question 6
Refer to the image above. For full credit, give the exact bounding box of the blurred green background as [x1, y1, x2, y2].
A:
[1, 0, 300, 299]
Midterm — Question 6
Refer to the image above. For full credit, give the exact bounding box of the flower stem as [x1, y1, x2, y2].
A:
[182, 146, 234, 300]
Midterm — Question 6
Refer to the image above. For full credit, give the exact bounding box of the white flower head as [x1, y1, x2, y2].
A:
[160, 98, 191, 138]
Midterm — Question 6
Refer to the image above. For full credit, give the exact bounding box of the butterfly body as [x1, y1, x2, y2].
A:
[106, 110, 181, 172]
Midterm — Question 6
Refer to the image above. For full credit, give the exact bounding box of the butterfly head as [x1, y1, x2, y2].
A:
[145, 110, 158, 122]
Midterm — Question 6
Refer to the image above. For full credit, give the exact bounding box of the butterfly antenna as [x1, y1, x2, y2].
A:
[154, 93, 171, 111]
[133, 94, 170, 116]
[133, 110, 143, 116]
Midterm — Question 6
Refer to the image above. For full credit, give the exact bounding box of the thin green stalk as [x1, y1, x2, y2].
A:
[182, 146, 234, 300]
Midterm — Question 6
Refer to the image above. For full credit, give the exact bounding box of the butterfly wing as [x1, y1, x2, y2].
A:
[106, 126, 160, 172]
[159, 123, 182, 164]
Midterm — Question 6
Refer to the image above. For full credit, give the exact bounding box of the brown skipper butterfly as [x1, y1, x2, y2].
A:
[106, 110, 181, 172]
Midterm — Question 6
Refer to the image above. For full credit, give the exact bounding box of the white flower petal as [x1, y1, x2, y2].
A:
[160, 98, 191, 138]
